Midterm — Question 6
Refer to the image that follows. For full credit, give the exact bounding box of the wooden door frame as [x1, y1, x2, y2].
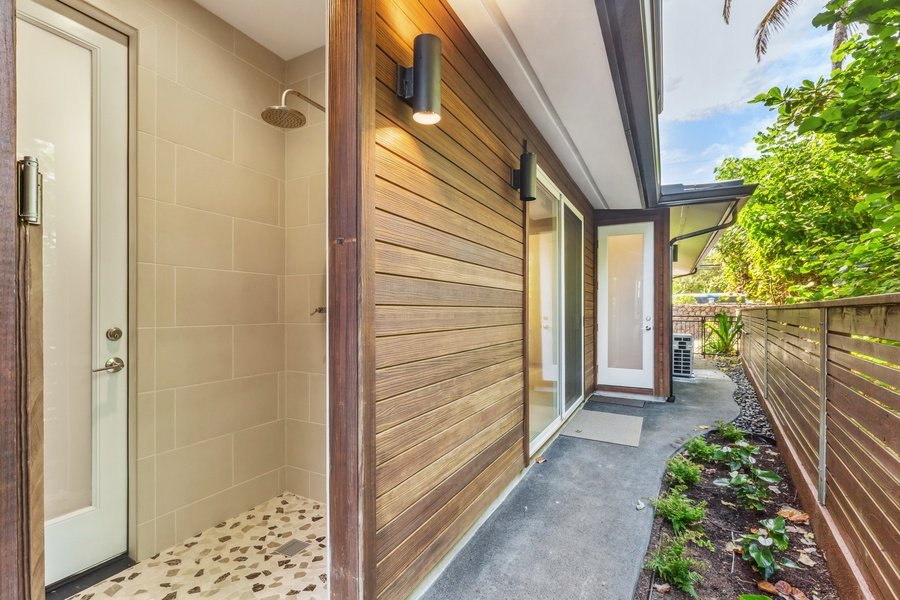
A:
[328, 0, 376, 597]
[593, 209, 671, 397]
[1, 1, 44, 598]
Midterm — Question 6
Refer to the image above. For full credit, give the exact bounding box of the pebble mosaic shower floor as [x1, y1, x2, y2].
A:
[70, 493, 327, 599]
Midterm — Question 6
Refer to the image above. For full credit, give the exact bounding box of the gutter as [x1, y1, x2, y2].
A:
[666, 202, 741, 401]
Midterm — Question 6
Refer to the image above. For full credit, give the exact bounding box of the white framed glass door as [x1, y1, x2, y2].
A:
[596, 222, 655, 389]
[17, 0, 130, 584]
[527, 171, 585, 455]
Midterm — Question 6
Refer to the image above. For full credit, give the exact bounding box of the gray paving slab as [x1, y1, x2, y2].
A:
[420, 369, 739, 600]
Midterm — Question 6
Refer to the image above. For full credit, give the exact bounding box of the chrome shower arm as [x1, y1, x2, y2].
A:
[282, 88, 325, 113]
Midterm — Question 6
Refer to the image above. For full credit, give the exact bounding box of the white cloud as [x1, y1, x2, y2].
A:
[660, 0, 834, 123]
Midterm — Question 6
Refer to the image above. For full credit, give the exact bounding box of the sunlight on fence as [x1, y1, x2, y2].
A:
[742, 296, 900, 600]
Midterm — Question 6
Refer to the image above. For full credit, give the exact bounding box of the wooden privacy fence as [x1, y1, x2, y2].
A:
[742, 294, 900, 600]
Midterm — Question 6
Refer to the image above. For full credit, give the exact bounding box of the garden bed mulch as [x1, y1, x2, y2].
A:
[632, 431, 840, 600]
[633, 363, 840, 600]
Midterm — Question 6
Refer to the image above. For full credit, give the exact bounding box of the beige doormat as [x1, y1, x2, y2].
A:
[561, 409, 643, 447]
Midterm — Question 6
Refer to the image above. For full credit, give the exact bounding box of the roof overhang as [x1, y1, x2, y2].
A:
[662, 180, 757, 276]
[445, 0, 662, 210]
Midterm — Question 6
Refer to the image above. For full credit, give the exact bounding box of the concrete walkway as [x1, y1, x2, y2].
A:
[421, 368, 739, 600]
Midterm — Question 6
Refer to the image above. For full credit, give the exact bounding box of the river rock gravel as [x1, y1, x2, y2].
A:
[717, 360, 775, 438]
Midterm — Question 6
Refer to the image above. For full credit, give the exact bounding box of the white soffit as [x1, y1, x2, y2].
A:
[447, 0, 642, 210]
[193, 0, 326, 60]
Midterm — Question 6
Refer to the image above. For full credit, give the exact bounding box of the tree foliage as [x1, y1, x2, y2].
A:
[714, 0, 900, 302]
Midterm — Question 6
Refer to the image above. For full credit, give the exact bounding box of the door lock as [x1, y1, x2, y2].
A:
[93, 357, 125, 373]
[106, 327, 123, 341]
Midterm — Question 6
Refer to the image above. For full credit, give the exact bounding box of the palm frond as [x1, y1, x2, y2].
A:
[753, 0, 803, 60]
[723, 0, 732, 24]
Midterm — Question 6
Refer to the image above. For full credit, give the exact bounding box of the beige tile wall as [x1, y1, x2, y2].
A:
[84, 0, 327, 560]
[283, 48, 328, 504]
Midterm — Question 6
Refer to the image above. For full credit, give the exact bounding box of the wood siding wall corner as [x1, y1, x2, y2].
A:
[370, 0, 596, 597]
[328, 0, 377, 597]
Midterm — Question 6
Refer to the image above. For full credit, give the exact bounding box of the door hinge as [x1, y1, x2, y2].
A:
[17, 156, 42, 225]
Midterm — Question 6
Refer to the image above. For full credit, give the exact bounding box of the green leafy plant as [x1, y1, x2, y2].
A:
[714, 471, 769, 510]
[683, 436, 721, 463]
[665, 455, 701, 488]
[651, 488, 707, 536]
[713, 441, 759, 471]
[715, 420, 745, 443]
[644, 532, 705, 599]
[738, 516, 799, 580]
[705, 312, 743, 355]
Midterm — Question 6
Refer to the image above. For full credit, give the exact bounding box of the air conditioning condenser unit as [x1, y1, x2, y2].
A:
[673, 333, 694, 378]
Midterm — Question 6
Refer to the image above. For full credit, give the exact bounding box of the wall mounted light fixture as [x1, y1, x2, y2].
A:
[396, 33, 442, 125]
[510, 140, 537, 201]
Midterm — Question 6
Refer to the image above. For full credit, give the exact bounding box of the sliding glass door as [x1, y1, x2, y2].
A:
[527, 171, 584, 454]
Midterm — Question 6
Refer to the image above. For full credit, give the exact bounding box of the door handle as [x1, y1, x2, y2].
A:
[645, 326, 652, 331]
[93, 357, 125, 373]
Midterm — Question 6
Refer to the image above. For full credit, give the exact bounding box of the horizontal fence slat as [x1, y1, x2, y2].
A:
[829, 304, 900, 340]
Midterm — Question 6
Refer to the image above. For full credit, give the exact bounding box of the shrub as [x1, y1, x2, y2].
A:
[716, 420, 746, 443]
[651, 488, 707, 536]
[665, 455, 701, 488]
[714, 440, 758, 471]
[705, 312, 743, 355]
[644, 532, 705, 599]
[683, 436, 721, 463]
[739, 516, 798, 580]
[713, 468, 781, 511]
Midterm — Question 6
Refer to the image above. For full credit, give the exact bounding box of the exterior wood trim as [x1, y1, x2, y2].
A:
[0, 0, 38, 596]
[328, 0, 377, 596]
[594, 209, 671, 397]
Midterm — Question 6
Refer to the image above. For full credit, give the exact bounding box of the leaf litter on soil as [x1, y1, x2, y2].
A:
[632, 431, 840, 600]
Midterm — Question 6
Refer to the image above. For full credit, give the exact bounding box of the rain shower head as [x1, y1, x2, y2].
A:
[261, 89, 325, 129]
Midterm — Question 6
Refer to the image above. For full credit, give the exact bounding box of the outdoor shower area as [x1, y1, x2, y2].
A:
[15, 0, 331, 594]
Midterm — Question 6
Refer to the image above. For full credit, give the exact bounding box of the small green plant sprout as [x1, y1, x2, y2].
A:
[651, 488, 707, 536]
[644, 532, 706, 599]
[683, 436, 722, 463]
[738, 516, 800, 580]
[715, 420, 746, 443]
[713, 471, 774, 511]
[705, 312, 743, 355]
[714, 440, 759, 471]
[665, 455, 701, 488]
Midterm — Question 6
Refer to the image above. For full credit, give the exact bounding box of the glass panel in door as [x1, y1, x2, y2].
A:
[527, 183, 559, 443]
[607, 233, 644, 369]
[562, 204, 584, 411]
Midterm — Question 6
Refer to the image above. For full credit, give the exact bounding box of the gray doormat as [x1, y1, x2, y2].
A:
[561, 409, 643, 447]
[591, 394, 646, 408]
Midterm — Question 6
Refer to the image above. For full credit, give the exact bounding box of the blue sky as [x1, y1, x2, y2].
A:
[660, 0, 837, 184]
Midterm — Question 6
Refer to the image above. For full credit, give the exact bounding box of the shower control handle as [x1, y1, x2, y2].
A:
[93, 357, 125, 373]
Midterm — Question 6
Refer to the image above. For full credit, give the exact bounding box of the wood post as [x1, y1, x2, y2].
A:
[818, 307, 828, 505]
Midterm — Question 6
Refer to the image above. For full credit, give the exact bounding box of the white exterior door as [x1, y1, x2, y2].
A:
[17, 0, 129, 584]
[596, 222, 655, 389]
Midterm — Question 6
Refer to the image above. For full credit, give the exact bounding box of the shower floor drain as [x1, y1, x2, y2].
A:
[274, 539, 309, 557]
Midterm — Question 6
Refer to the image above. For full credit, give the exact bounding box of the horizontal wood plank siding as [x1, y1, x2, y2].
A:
[372, 0, 596, 596]
[742, 297, 900, 599]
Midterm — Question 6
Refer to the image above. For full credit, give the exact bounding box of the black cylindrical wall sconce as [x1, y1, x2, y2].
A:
[511, 140, 537, 201]
[396, 33, 442, 125]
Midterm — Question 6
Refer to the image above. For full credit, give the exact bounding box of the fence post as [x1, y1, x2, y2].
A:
[818, 307, 828, 505]
[763, 308, 768, 400]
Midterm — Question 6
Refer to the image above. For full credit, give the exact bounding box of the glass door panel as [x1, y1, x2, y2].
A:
[527, 182, 559, 443]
